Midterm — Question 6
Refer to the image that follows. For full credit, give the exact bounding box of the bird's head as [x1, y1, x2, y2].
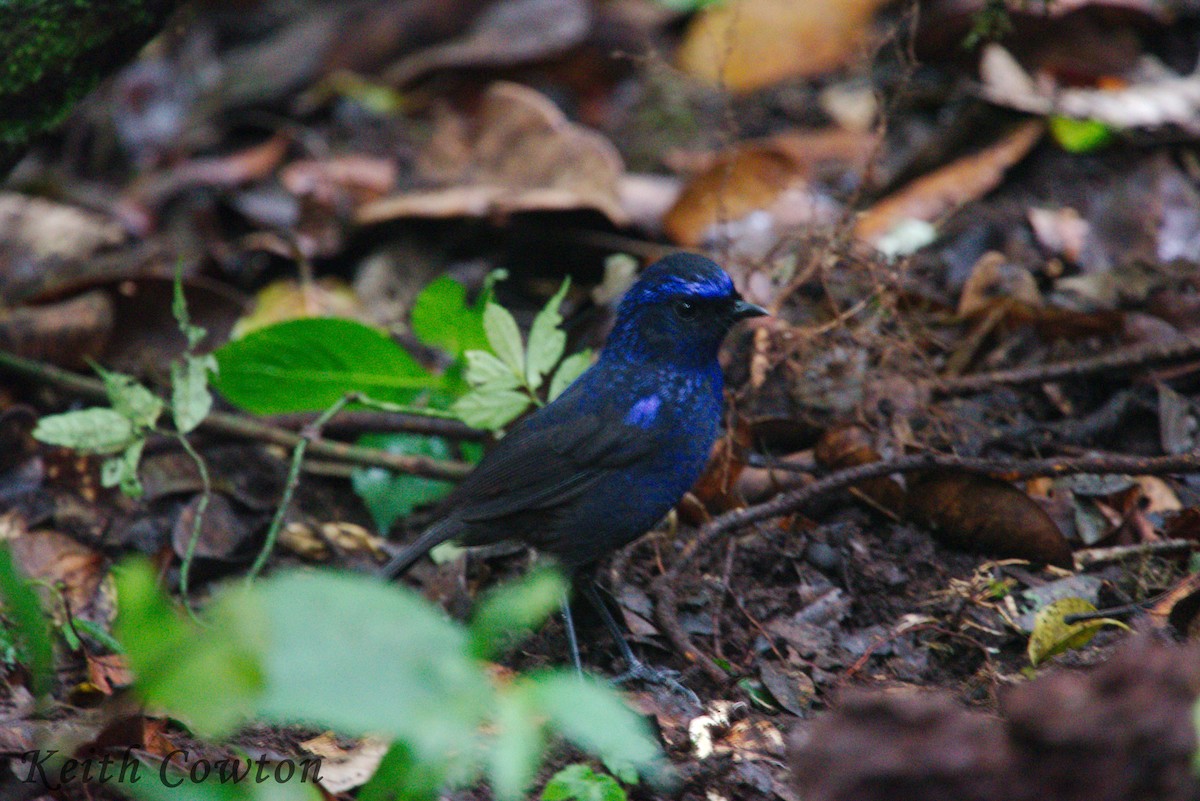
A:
[604, 253, 767, 368]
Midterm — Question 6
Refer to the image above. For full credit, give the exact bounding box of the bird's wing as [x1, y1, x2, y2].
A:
[452, 409, 654, 523]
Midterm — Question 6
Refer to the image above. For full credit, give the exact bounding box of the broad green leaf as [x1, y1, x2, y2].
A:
[358, 741, 446, 801]
[97, 368, 163, 430]
[1027, 596, 1129, 666]
[115, 561, 264, 735]
[469, 568, 566, 660]
[33, 408, 139, 454]
[171, 353, 216, 434]
[212, 318, 443, 415]
[410, 277, 489, 358]
[548, 351, 592, 401]
[452, 389, 531, 432]
[483, 304, 525, 378]
[0, 545, 54, 697]
[526, 278, 570, 387]
[489, 687, 546, 801]
[101, 439, 146, 497]
[464, 350, 522, 391]
[542, 764, 627, 801]
[526, 672, 659, 771]
[351, 433, 457, 533]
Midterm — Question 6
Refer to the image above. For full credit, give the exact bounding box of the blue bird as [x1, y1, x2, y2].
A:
[382, 253, 767, 685]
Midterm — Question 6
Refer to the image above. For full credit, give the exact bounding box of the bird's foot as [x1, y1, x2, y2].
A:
[612, 660, 700, 706]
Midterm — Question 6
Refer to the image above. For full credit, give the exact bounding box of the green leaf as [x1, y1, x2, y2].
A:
[114, 560, 264, 736]
[212, 318, 444, 415]
[33, 408, 139, 454]
[464, 350, 522, 391]
[0, 545, 55, 697]
[171, 353, 216, 434]
[173, 266, 207, 349]
[1027, 596, 1130, 666]
[1049, 115, 1114, 153]
[483, 304, 525, 378]
[489, 687, 546, 801]
[411, 277, 490, 358]
[468, 568, 567, 660]
[358, 741, 445, 801]
[548, 351, 592, 401]
[452, 389, 531, 432]
[97, 367, 163, 430]
[526, 672, 659, 772]
[542, 764, 627, 801]
[101, 439, 146, 498]
[351, 433, 457, 533]
[526, 278, 570, 388]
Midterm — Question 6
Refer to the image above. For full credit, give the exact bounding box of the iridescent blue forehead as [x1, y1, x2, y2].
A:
[624, 254, 734, 304]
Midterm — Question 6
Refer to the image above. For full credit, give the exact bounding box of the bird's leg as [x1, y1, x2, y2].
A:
[577, 579, 699, 705]
[560, 591, 584, 678]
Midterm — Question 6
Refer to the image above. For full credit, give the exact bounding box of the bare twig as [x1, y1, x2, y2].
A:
[266, 410, 487, 441]
[652, 449, 1200, 682]
[934, 334, 1200, 395]
[0, 349, 472, 480]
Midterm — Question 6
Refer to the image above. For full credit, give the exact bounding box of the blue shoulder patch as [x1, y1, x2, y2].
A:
[624, 394, 662, 428]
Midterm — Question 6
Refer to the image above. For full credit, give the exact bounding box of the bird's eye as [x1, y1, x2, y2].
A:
[674, 299, 698, 319]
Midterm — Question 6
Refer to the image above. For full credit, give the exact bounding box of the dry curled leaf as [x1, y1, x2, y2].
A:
[358, 82, 625, 225]
[905, 469, 1074, 568]
[677, 0, 889, 93]
[813, 425, 904, 515]
[854, 120, 1045, 246]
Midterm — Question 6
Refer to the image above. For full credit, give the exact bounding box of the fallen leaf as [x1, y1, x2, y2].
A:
[813, 426, 904, 515]
[0, 291, 114, 368]
[0, 193, 125, 259]
[280, 156, 398, 207]
[231, 277, 364, 337]
[87, 653, 133, 694]
[905, 469, 1074, 568]
[854, 120, 1044, 246]
[665, 145, 818, 247]
[358, 82, 626, 225]
[957, 251, 1041, 318]
[300, 733, 390, 794]
[1027, 596, 1128, 666]
[677, 0, 889, 93]
[6, 528, 107, 614]
[383, 0, 591, 86]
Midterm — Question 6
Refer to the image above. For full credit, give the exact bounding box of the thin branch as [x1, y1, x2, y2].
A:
[0, 349, 472, 480]
[934, 334, 1200, 395]
[246, 394, 358, 582]
[652, 449, 1200, 682]
[265, 410, 487, 441]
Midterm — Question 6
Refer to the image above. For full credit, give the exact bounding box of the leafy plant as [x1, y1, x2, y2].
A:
[31, 276, 215, 498]
[453, 278, 591, 431]
[543, 764, 627, 801]
[351, 432, 459, 533]
[113, 562, 660, 800]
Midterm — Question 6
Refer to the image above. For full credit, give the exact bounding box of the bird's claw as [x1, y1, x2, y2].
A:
[613, 661, 700, 706]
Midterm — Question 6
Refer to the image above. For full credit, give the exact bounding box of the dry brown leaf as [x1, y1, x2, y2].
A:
[664, 142, 827, 247]
[905, 469, 1074, 568]
[359, 82, 625, 224]
[854, 120, 1045, 245]
[300, 733, 390, 794]
[981, 44, 1200, 133]
[0, 290, 114, 368]
[7, 529, 107, 614]
[86, 653, 133, 695]
[383, 0, 590, 86]
[677, 0, 889, 93]
[280, 156, 397, 207]
[0, 193, 125, 259]
[957, 251, 1041, 318]
[813, 426, 904, 515]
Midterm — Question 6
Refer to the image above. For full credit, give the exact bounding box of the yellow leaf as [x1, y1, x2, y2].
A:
[1027, 597, 1129, 666]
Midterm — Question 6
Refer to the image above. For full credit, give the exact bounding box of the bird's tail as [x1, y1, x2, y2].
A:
[380, 518, 460, 579]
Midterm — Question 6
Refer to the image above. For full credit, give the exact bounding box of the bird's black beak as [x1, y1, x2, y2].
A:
[731, 298, 769, 320]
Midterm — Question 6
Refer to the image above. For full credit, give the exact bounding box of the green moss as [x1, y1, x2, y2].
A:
[0, 0, 180, 169]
